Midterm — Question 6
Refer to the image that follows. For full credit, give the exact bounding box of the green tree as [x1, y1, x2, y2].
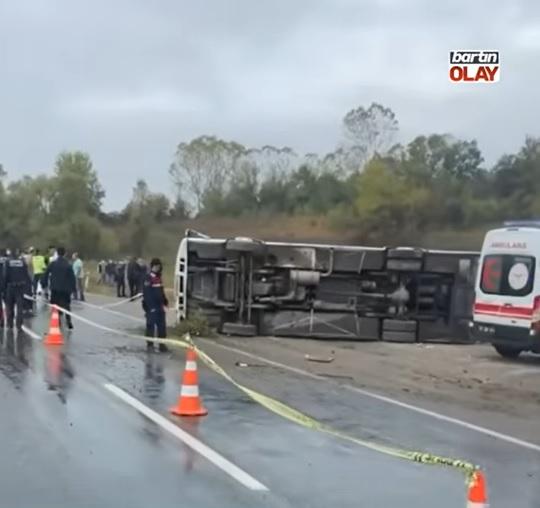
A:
[124, 179, 171, 222]
[170, 135, 246, 213]
[246, 145, 297, 181]
[322, 146, 375, 176]
[392, 134, 485, 228]
[492, 137, 540, 218]
[288, 165, 317, 212]
[201, 159, 260, 217]
[169, 194, 189, 219]
[65, 213, 102, 256]
[258, 173, 294, 214]
[353, 158, 434, 243]
[122, 180, 172, 256]
[402, 134, 483, 183]
[4, 175, 53, 248]
[309, 171, 352, 213]
[50, 151, 105, 219]
[98, 228, 121, 258]
[341, 103, 399, 172]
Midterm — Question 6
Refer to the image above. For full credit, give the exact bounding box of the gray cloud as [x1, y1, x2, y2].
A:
[0, 0, 538, 209]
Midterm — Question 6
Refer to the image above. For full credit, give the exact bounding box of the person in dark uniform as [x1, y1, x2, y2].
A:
[3, 250, 32, 330]
[115, 261, 127, 297]
[0, 249, 8, 327]
[22, 248, 34, 315]
[127, 257, 139, 298]
[42, 246, 76, 330]
[97, 260, 106, 285]
[106, 260, 117, 286]
[142, 258, 168, 352]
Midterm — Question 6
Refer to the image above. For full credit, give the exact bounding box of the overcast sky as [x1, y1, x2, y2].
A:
[1, 0, 539, 210]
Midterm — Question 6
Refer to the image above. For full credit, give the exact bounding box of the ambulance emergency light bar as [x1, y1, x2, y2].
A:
[503, 220, 540, 228]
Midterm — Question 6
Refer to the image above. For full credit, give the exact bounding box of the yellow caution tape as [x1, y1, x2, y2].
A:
[24, 295, 186, 349]
[28, 295, 479, 482]
[192, 342, 478, 483]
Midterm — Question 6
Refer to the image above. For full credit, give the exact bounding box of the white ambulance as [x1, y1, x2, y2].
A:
[472, 221, 540, 358]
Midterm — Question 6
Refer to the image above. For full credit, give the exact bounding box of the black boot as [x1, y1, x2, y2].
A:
[146, 341, 154, 351]
[158, 343, 169, 353]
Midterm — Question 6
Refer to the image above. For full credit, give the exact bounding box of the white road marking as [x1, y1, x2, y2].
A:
[103, 383, 269, 491]
[21, 325, 42, 340]
[65, 296, 540, 454]
[198, 338, 540, 454]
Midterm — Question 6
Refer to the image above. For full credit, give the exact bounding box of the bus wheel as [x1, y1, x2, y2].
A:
[493, 344, 522, 359]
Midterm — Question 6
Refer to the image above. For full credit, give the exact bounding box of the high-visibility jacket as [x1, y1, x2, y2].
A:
[32, 255, 47, 275]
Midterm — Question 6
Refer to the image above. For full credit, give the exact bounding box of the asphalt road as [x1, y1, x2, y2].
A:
[0, 296, 538, 507]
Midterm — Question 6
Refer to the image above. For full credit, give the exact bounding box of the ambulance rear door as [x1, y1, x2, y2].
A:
[474, 228, 537, 330]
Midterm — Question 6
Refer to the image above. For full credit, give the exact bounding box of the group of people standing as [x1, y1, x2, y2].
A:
[97, 258, 147, 299]
[29, 247, 85, 302]
[0, 246, 82, 330]
[0, 247, 170, 354]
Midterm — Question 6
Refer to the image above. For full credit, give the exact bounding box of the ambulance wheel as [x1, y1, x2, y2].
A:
[493, 344, 522, 359]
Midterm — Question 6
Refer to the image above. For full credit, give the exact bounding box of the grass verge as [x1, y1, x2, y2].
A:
[171, 310, 215, 338]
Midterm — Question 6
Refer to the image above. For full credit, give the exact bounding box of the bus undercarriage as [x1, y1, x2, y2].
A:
[175, 230, 479, 343]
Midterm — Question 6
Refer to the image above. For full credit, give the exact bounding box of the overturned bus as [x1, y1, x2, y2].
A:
[174, 230, 479, 343]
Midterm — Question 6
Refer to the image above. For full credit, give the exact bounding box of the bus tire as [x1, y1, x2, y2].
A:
[493, 344, 522, 359]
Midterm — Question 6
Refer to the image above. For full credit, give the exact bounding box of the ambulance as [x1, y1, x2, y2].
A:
[472, 221, 540, 357]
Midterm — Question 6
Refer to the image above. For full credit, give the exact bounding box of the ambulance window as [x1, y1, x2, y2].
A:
[480, 255, 535, 296]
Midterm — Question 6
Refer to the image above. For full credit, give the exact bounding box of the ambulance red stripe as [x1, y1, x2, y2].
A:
[474, 302, 533, 318]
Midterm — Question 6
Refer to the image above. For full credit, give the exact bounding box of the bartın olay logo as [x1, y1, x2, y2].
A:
[449, 50, 500, 83]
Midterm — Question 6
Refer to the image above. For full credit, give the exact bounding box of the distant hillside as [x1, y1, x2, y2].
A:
[130, 215, 490, 264]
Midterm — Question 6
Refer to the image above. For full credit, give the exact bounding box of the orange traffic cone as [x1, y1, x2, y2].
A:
[44, 307, 64, 346]
[467, 470, 488, 508]
[170, 348, 208, 417]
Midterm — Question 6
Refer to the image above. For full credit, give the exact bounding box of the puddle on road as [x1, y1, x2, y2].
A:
[0, 330, 34, 390]
[0, 330, 76, 404]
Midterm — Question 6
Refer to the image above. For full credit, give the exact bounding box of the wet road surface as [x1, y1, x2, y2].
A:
[0, 329, 275, 508]
[0, 296, 538, 507]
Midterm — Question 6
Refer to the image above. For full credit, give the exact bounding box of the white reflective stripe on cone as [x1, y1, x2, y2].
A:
[185, 361, 197, 371]
[180, 385, 200, 397]
[467, 503, 487, 508]
[50, 327, 61, 334]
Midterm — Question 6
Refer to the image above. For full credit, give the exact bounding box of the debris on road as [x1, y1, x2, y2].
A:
[235, 361, 267, 368]
[317, 373, 354, 380]
[304, 354, 335, 363]
[217, 334, 540, 440]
